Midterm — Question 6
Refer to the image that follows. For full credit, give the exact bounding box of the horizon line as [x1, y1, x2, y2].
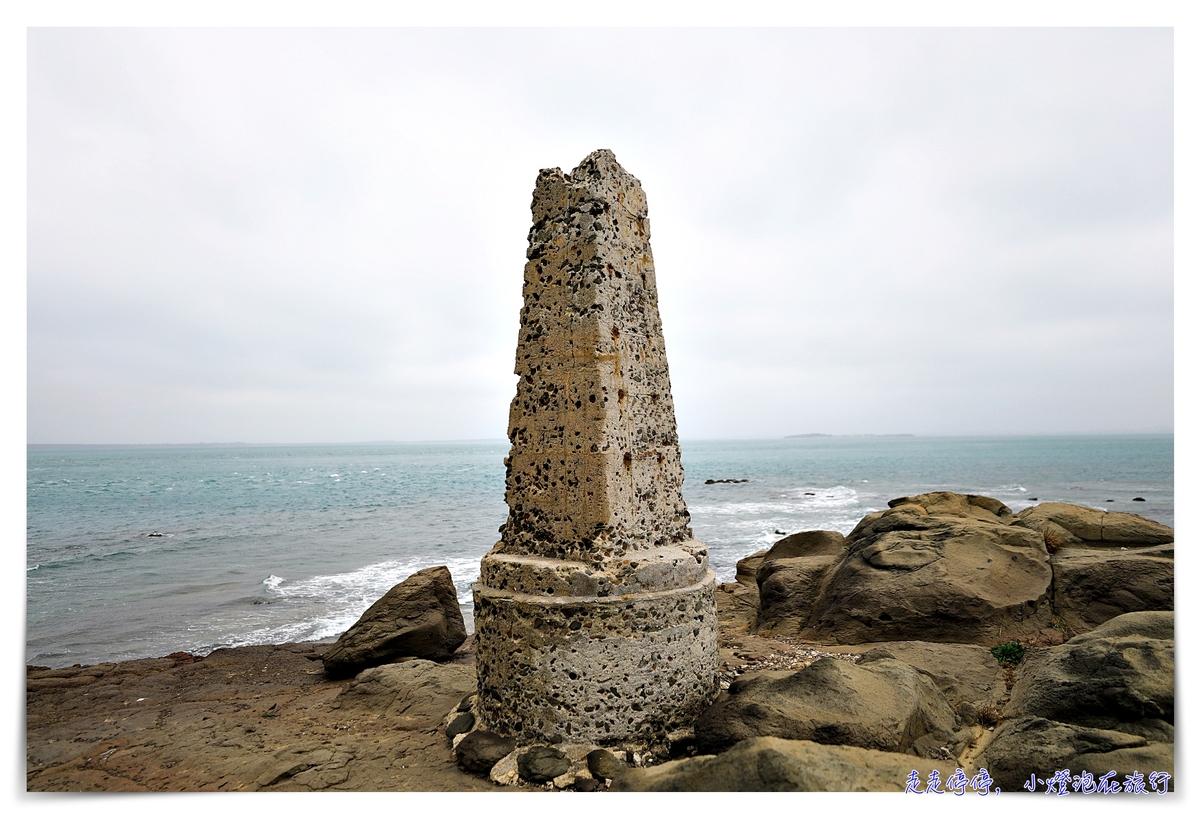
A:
[26, 431, 1175, 450]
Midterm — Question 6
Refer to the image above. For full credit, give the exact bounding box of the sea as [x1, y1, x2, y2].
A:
[26, 435, 1173, 668]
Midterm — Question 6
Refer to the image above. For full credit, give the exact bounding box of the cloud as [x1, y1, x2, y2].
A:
[27, 27, 1173, 442]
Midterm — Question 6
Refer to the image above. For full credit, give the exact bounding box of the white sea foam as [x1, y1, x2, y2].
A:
[245, 555, 484, 645]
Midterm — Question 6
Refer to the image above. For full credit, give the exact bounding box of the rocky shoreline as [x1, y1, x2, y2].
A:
[27, 492, 1174, 793]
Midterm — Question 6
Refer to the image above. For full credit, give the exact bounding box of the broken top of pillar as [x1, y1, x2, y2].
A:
[497, 149, 693, 567]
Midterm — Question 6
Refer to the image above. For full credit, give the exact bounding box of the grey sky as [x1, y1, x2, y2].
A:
[27, 27, 1173, 443]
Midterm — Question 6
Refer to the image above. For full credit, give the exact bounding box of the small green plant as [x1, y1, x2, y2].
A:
[991, 641, 1027, 666]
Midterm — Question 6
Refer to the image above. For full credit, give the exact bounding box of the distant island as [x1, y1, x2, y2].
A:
[785, 433, 914, 439]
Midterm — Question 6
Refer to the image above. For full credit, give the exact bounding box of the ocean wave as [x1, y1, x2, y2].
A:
[254, 555, 483, 642]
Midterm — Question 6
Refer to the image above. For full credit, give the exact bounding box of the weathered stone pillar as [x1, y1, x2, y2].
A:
[473, 149, 718, 748]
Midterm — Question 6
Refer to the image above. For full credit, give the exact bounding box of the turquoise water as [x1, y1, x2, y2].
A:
[26, 435, 1172, 667]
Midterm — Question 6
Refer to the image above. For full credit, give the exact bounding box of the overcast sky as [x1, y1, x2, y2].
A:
[26, 27, 1173, 443]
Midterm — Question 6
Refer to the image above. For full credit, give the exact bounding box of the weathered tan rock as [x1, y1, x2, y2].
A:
[800, 494, 1053, 645]
[694, 655, 959, 756]
[330, 659, 476, 729]
[980, 612, 1175, 792]
[1050, 544, 1173, 632]
[754, 532, 848, 637]
[1007, 502, 1175, 632]
[321, 566, 466, 677]
[1006, 611, 1174, 731]
[1012, 502, 1174, 547]
[473, 150, 718, 748]
[611, 736, 966, 792]
[980, 716, 1171, 793]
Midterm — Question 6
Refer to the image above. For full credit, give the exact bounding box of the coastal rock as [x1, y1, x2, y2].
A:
[1006, 611, 1174, 731]
[694, 655, 958, 756]
[517, 746, 569, 784]
[611, 736, 964, 792]
[322, 566, 466, 677]
[1050, 545, 1173, 632]
[754, 531, 847, 637]
[715, 550, 766, 634]
[487, 750, 520, 785]
[735, 550, 769, 585]
[455, 731, 517, 775]
[586, 748, 626, 780]
[761, 530, 847, 562]
[331, 659, 476, 731]
[980, 717, 1170, 792]
[473, 149, 718, 746]
[980, 612, 1174, 792]
[1012, 502, 1174, 546]
[852, 641, 1008, 721]
[445, 712, 475, 739]
[800, 493, 1052, 645]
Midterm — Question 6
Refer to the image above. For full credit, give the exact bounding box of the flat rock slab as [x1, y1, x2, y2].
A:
[1013, 502, 1174, 546]
[27, 642, 494, 792]
[612, 736, 967, 792]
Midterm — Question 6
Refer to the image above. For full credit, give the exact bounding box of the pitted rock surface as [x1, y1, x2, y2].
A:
[473, 150, 718, 747]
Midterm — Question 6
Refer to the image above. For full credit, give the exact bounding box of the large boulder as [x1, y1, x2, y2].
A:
[801, 493, 1053, 645]
[611, 736, 965, 792]
[715, 550, 767, 634]
[322, 566, 467, 677]
[1050, 545, 1173, 632]
[981, 717, 1172, 792]
[980, 612, 1174, 792]
[754, 532, 847, 637]
[1009, 503, 1174, 632]
[1012, 503, 1174, 547]
[1006, 611, 1174, 733]
[694, 655, 959, 756]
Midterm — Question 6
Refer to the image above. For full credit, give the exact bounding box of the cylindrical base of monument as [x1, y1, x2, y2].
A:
[472, 576, 719, 747]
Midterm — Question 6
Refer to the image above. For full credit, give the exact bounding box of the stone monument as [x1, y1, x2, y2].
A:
[473, 149, 719, 748]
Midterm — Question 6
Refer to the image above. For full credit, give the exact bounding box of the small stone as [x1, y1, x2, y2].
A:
[457, 694, 475, 712]
[489, 750, 520, 786]
[446, 712, 475, 739]
[455, 730, 516, 775]
[518, 746, 569, 783]
[575, 776, 600, 791]
[587, 748, 626, 780]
